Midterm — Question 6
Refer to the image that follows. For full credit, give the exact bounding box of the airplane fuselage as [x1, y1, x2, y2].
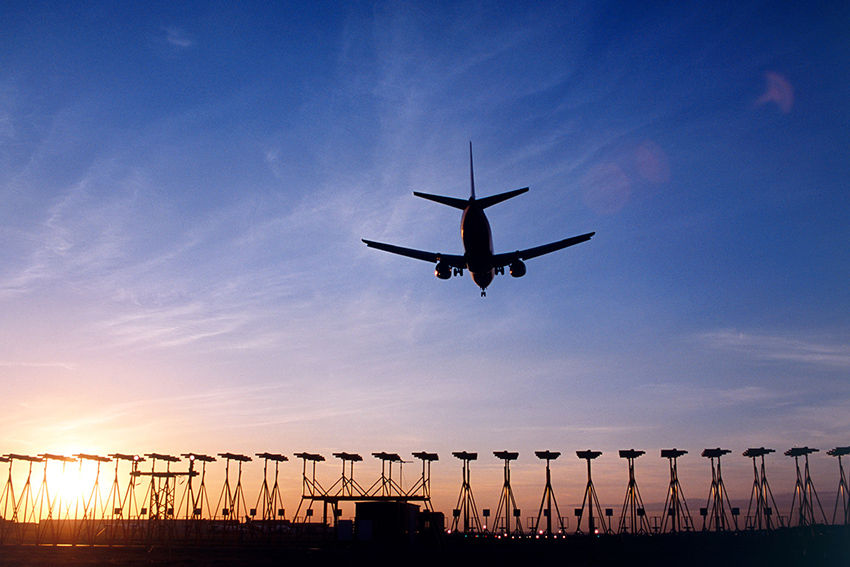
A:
[460, 201, 495, 290]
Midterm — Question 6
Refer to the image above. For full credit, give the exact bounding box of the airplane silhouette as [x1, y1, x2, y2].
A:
[362, 143, 595, 296]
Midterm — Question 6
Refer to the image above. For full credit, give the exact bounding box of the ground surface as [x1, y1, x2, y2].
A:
[0, 527, 847, 566]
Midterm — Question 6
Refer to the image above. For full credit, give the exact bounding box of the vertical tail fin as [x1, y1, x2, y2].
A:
[469, 141, 476, 200]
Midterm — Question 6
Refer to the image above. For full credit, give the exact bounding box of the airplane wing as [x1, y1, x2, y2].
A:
[362, 239, 466, 268]
[492, 231, 595, 267]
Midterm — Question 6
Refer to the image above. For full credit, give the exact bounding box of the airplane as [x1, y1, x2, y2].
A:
[362, 143, 595, 296]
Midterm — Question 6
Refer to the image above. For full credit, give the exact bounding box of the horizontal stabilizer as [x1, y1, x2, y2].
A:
[475, 187, 529, 209]
[413, 191, 469, 209]
[413, 186, 529, 210]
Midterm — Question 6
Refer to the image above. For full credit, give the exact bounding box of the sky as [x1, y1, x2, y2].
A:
[1, 1, 849, 522]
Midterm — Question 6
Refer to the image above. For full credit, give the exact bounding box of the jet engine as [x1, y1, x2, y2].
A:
[435, 261, 452, 280]
[509, 260, 526, 278]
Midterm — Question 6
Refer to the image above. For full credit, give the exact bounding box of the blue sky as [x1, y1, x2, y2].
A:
[1, 2, 848, 517]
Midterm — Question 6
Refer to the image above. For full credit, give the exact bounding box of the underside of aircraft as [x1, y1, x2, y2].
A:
[362, 143, 594, 296]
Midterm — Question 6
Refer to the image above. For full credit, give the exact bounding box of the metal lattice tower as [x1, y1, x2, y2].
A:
[36, 454, 76, 543]
[105, 455, 128, 521]
[32, 456, 52, 531]
[10, 455, 41, 523]
[701, 448, 736, 531]
[142, 453, 181, 521]
[661, 449, 693, 533]
[786, 447, 826, 526]
[367, 452, 406, 497]
[575, 450, 607, 535]
[106, 454, 141, 544]
[72, 454, 112, 544]
[618, 449, 650, 534]
[118, 455, 145, 541]
[0, 455, 12, 543]
[179, 453, 215, 521]
[120, 455, 144, 517]
[294, 452, 326, 523]
[786, 447, 827, 527]
[6, 454, 43, 543]
[450, 451, 482, 533]
[743, 448, 781, 530]
[828, 447, 850, 525]
[329, 452, 365, 499]
[533, 450, 565, 536]
[215, 453, 252, 523]
[4, 454, 43, 543]
[254, 453, 288, 522]
[134, 454, 197, 543]
[408, 452, 438, 512]
[492, 451, 522, 536]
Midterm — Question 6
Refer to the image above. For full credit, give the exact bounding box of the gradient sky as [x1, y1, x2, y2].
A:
[2, 2, 848, 519]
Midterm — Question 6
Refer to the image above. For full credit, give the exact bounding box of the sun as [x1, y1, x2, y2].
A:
[39, 454, 109, 520]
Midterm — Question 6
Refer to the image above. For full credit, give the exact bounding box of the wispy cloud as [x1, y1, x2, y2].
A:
[0, 146, 339, 351]
[0, 79, 15, 141]
[0, 164, 137, 298]
[4, 382, 299, 449]
[0, 361, 76, 370]
[699, 330, 850, 368]
[97, 305, 246, 349]
[638, 382, 791, 412]
[163, 26, 194, 49]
